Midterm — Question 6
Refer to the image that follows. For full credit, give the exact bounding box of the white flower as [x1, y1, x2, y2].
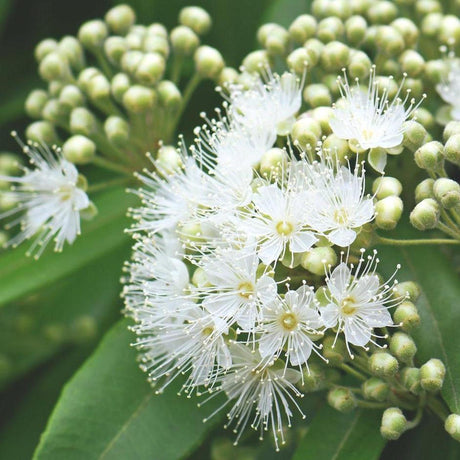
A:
[321, 251, 398, 353]
[258, 286, 323, 371]
[436, 58, 460, 120]
[0, 136, 89, 257]
[330, 68, 424, 149]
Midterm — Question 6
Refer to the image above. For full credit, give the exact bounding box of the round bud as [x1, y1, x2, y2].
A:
[217, 67, 239, 87]
[445, 414, 460, 442]
[389, 332, 417, 364]
[86, 74, 111, 101]
[143, 35, 169, 57]
[170, 25, 199, 56]
[191, 267, 211, 288]
[78, 20, 108, 50]
[348, 50, 372, 79]
[70, 107, 97, 136]
[311, 106, 334, 134]
[48, 81, 65, 98]
[62, 135, 96, 164]
[440, 15, 460, 45]
[289, 14, 317, 43]
[368, 1, 398, 24]
[122, 85, 156, 113]
[433, 178, 460, 209]
[373, 177, 402, 199]
[391, 18, 419, 47]
[291, 117, 322, 150]
[317, 17, 344, 43]
[121, 50, 144, 75]
[125, 31, 143, 50]
[376, 26, 405, 57]
[401, 367, 422, 394]
[104, 37, 127, 65]
[300, 362, 326, 392]
[35, 38, 58, 62]
[414, 108, 434, 131]
[156, 145, 184, 176]
[322, 134, 350, 162]
[157, 80, 181, 111]
[59, 84, 85, 110]
[380, 408, 407, 441]
[394, 300, 420, 332]
[362, 377, 390, 402]
[77, 67, 100, 92]
[369, 352, 399, 377]
[345, 15, 367, 45]
[393, 281, 421, 302]
[321, 41, 350, 71]
[303, 83, 332, 108]
[105, 4, 136, 35]
[424, 59, 448, 84]
[25, 89, 48, 119]
[265, 27, 290, 56]
[257, 23, 280, 46]
[0, 153, 20, 176]
[287, 48, 310, 74]
[420, 358, 446, 392]
[179, 6, 211, 35]
[25, 121, 58, 145]
[301, 246, 337, 276]
[104, 116, 129, 146]
[421, 12, 443, 37]
[39, 52, 69, 82]
[414, 141, 444, 171]
[58, 36, 85, 71]
[322, 334, 348, 366]
[444, 121, 460, 142]
[42, 99, 67, 124]
[146, 23, 167, 38]
[111, 73, 131, 102]
[259, 148, 288, 177]
[375, 196, 403, 231]
[327, 387, 356, 413]
[135, 52, 165, 85]
[399, 50, 425, 77]
[410, 198, 440, 231]
[402, 120, 428, 152]
[242, 50, 270, 74]
[416, 0, 442, 16]
[194, 46, 225, 80]
[444, 134, 460, 166]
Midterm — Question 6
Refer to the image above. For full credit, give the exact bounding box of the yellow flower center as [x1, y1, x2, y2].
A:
[341, 295, 357, 316]
[361, 128, 374, 141]
[280, 312, 298, 331]
[333, 207, 349, 225]
[202, 326, 214, 336]
[276, 220, 294, 236]
[238, 281, 254, 299]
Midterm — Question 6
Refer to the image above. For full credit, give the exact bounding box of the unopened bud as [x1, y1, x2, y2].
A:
[322, 335, 348, 366]
[393, 281, 421, 302]
[39, 52, 69, 82]
[0, 153, 21, 176]
[321, 41, 350, 71]
[303, 83, 332, 107]
[381, 408, 407, 440]
[421, 12, 443, 37]
[42, 99, 67, 124]
[77, 67, 100, 92]
[62, 135, 96, 164]
[420, 358, 446, 392]
[287, 48, 310, 74]
[289, 14, 317, 43]
[157, 80, 181, 111]
[143, 34, 169, 57]
[345, 15, 367, 45]
[194, 46, 225, 80]
[242, 50, 270, 74]
[217, 67, 239, 87]
[122, 85, 156, 113]
[121, 50, 144, 75]
[311, 106, 334, 134]
[70, 107, 97, 136]
[414, 107, 435, 131]
[78, 20, 108, 50]
[291, 117, 322, 149]
[433, 178, 460, 209]
[401, 367, 422, 395]
[135, 52, 166, 85]
[105, 4, 136, 35]
[48, 81, 65, 98]
[59, 84, 85, 110]
[399, 50, 425, 77]
[259, 148, 288, 177]
[403, 120, 428, 152]
[104, 116, 129, 146]
[147, 23, 167, 37]
[445, 414, 460, 442]
[376, 26, 405, 57]
[369, 352, 399, 377]
[26, 121, 58, 144]
[415, 178, 435, 203]
[25, 89, 48, 119]
[265, 27, 290, 56]
[301, 246, 337, 276]
[444, 134, 460, 166]
[375, 196, 403, 231]
[389, 332, 417, 364]
[104, 36, 127, 65]
[322, 134, 350, 162]
[392, 18, 419, 47]
[156, 145, 183, 175]
[348, 50, 372, 79]
[179, 6, 211, 35]
[439, 15, 460, 45]
[368, 1, 398, 23]
[410, 198, 440, 231]
[170, 25, 199, 56]
[327, 387, 356, 413]
[35, 38, 58, 62]
[317, 17, 344, 43]
[111, 73, 131, 102]
[394, 300, 420, 331]
[58, 36, 85, 71]
[415, 141, 444, 171]
[300, 362, 326, 392]
[362, 377, 390, 402]
[444, 121, 460, 141]
[373, 177, 402, 199]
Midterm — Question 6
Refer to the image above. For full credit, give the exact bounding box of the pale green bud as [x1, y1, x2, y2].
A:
[444, 134, 460, 166]
[375, 75, 399, 99]
[445, 414, 460, 442]
[401, 367, 422, 394]
[390, 332, 417, 364]
[317, 17, 344, 43]
[393, 281, 421, 302]
[402, 77, 423, 99]
[0, 153, 21, 175]
[362, 377, 390, 402]
[303, 83, 332, 107]
[433, 178, 460, 209]
[301, 246, 337, 276]
[217, 67, 239, 87]
[373, 177, 402, 199]
[70, 107, 97, 136]
[194, 46, 224, 80]
[440, 15, 460, 45]
[414, 141, 444, 171]
[43, 323, 67, 344]
[104, 36, 128, 65]
[242, 50, 270, 74]
[289, 14, 317, 44]
[291, 117, 322, 149]
[421, 12, 442, 38]
[121, 50, 144, 75]
[265, 27, 290, 56]
[420, 358, 446, 392]
[369, 352, 399, 377]
[259, 148, 288, 177]
[410, 198, 440, 231]
[25, 121, 58, 144]
[0, 231, 8, 247]
[321, 41, 350, 71]
[122, 85, 156, 113]
[391, 18, 419, 47]
[125, 31, 143, 50]
[104, 116, 130, 146]
[78, 20, 108, 50]
[313, 0, 352, 19]
[105, 4, 136, 35]
[77, 67, 100, 93]
[287, 48, 310, 74]
[362, 25, 379, 49]
[48, 81, 65, 98]
[368, 1, 398, 24]
[39, 52, 70, 81]
[376, 26, 405, 57]
[402, 120, 428, 152]
[416, 0, 442, 15]
[25, 89, 48, 119]
[399, 50, 425, 77]
[381, 408, 407, 440]
[35, 38, 58, 62]
[156, 145, 183, 175]
[322, 334, 348, 366]
[58, 36, 85, 70]
[146, 23, 167, 38]
[311, 106, 334, 134]
[424, 59, 448, 84]
[299, 362, 326, 392]
[443, 121, 460, 142]
[62, 135, 96, 164]
[375, 196, 403, 230]
[135, 52, 165, 85]
[304, 38, 324, 67]
[381, 59, 401, 76]
[42, 99, 67, 123]
[59, 84, 85, 110]
[170, 25, 200, 56]
[87, 74, 111, 100]
[394, 300, 420, 331]
[327, 387, 356, 413]
[143, 35, 169, 57]
[157, 80, 181, 111]
[348, 50, 372, 79]
[111, 73, 131, 102]
[345, 15, 367, 45]
[257, 23, 280, 46]
[322, 133, 351, 162]
[414, 107, 434, 131]
[179, 6, 211, 35]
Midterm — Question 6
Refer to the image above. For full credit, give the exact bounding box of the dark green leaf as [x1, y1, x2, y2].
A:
[33, 319, 223, 460]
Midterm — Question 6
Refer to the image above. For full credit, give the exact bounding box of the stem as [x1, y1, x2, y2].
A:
[437, 222, 460, 240]
[170, 54, 184, 84]
[375, 235, 460, 246]
[340, 363, 367, 382]
[427, 395, 450, 422]
[87, 177, 132, 193]
[356, 399, 387, 409]
[91, 156, 132, 175]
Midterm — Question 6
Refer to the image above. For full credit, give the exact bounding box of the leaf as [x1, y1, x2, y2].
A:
[0, 186, 135, 308]
[292, 406, 386, 460]
[377, 242, 460, 413]
[33, 319, 223, 460]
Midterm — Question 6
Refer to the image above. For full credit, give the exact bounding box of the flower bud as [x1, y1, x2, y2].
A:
[327, 387, 356, 413]
[39, 52, 70, 82]
[380, 408, 407, 440]
[373, 177, 402, 199]
[345, 15, 367, 45]
[0, 231, 8, 247]
[375, 196, 403, 231]
[322, 134, 351, 162]
[179, 6, 211, 35]
[444, 121, 460, 142]
[242, 50, 270, 74]
[135, 52, 165, 85]
[104, 37, 127, 65]
[416, 0, 442, 16]
[170, 26, 199, 57]
[58, 36, 85, 71]
[301, 246, 337, 276]
[77, 67, 100, 92]
[369, 352, 399, 377]
[194, 46, 225, 80]
[439, 15, 460, 45]
[59, 84, 85, 110]
[445, 414, 460, 442]
[121, 50, 144, 75]
[104, 116, 129, 146]
[300, 362, 326, 392]
[146, 23, 167, 37]
[0, 153, 20, 176]
[303, 83, 332, 108]
[291, 117, 322, 149]
[78, 20, 108, 50]
[421, 12, 443, 37]
[401, 367, 422, 394]
[414, 141, 444, 171]
[414, 107, 434, 131]
[62, 135, 96, 164]
[392, 18, 419, 47]
[48, 81, 65, 98]
[362, 377, 390, 402]
[217, 67, 239, 87]
[321, 41, 350, 71]
[143, 34, 169, 57]
[410, 198, 440, 231]
[317, 17, 344, 43]
[157, 80, 181, 111]
[402, 120, 428, 152]
[35, 38, 58, 62]
[348, 50, 372, 79]
[259, 148, 288, 177]
[125, 31, 143, 50]
[266, 29, 290, 56]
[433, 178, 460, 209]
[25, 121, 58, 144]
[322, 334, 348, 366]
[368, 1, 398, 24]
[70, 107, 97, 136]
[111, 73, 131, 102]
[394, 300, 420, 331]
[105, 4, 136, 35]
[393, 281, 421, 302]
[156, 145, 183, 176]
[311, 106, 334, 134]
[376, 26, 405, 57]
[289, 14, 317, 44]
[122, 85, 156, 113]
[257, 23, 281, 46]
[443, 134, 460, 166]
[72, 315, 98, 343]
[42, 99, 67, 124]
[420, 358, 446, 392]
[399, 50, 425, 78]
[389, 332, 417, 364]
[25, 89, 48, 119]
[287, 48, 310, 74]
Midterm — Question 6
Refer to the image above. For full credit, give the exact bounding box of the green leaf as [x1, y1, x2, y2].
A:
[377, 242, 460, 413]
[0, 186, 135, 308]
[292, 406, 386, 460]
[33, 319, 223, 460]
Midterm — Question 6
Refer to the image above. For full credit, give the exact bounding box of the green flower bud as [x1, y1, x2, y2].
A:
[444, 134, 460, 166]
[299, 362, 326, 392]
[256, 23, 281, 46]
[156, 145, 183, 176]
[376, 26, 405, 57]
[146, 23, 167, 38]
[179, 6, 211, 35]
[445, 414, 460, 442]
[259, 148, 288, 177]
[157, 80, 181, 111]
[402, 120, 428, 152]
[375, 196, 403, 231]
[312, 0, 352, 19]
[301, 246, 337, 276]
[105, 4, 136, 35]
[303, 83, 332, 107]
[39, 52, 70, 82]
[348, 50, 372, 79]
[25, 89, 49, 119]
[25, 121, 58, 144]
[399, 50, 425, 77]
[421, 12, 443, 38]
[122, 85, 156, 113]
[402, 77, 423, 99]
[42, 99, 67, 124]
[362, 377, 390, 402]
[389, 332, 417, 364]
[311, 106, 334, 134]
[170, 25, 200, 57]
[420, 358, 446, 392]
[194, 46, 225, 80]
[58, 36, 85, 71]
[62, 135, 96, 164]
[414, 107, 434, 131]
[111, 73, 131, 102]
[443, 121, 460, 142]
[322, 134, 351, 162]
[48, 81, 65, 98]
[289, 14, 317, 44]
[392, 18, 419, 47]
[287, 48, 310, 74]
[393, 300, 420, 332]
[363, 25, 379, 49]
[125, 31, 143, 50]
[369, 352, 399, 377]
[321, 41, 350, 71]
[35, 38, 58, 62]
[380, 408, 407, 440]
[143, 35, 169, 57]
[433, 178, 460, 209]
[265, 27, 290, 56]
[424, 59, 448, 84]
[135, 52, 165, 85]
[59, 84, 85, 110]
[345, 15, 367, 45]
[87, 73, 112, 101]
[439, 15, 460, 45]
[304, 38, 324, 67]
[241, 50, 270, 74]
[291, 117, 322, 149]
[368, 1, 398, 24]
[375, 75, 399, 99]
[78, 20, 108, 50]
[327, 387, 356, 413]
[217, 67, 239, 87]
[322, 334, 348, 366]
[401, 367, 422, 394]
[373, 177, 402, 199]
[121, 50, 144, 75]
[0, 153, 21, 176]
[414, 141, 444, 171]
[393, 281, 421, 302]
[416, 0, 442, 15]
[104, 116, 129, 146]
[104, 36, 128, 65]
[317, 17, 344, 43]
[410, 198, 440, 231]
[0, 230, 8, 247]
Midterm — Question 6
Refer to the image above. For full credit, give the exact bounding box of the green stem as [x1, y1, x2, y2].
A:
[170, 54, 184, 85]
[375, 235, 460, 246]
[437, 222, 460, 240]
[356, 399, 387, 409]
[427, 395, 450, 422]
[91, 156, 132, 175]
[340, 363, 367, 382]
